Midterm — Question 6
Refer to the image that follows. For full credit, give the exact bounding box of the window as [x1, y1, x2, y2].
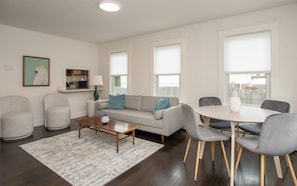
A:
[224, 31, 271, 105]
[154, 44, 181, 97]
[110, 52, 128, 95]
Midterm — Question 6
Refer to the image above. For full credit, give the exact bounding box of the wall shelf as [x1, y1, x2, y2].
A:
[57, 88, 94, 93]
[57, 87, 103, 93]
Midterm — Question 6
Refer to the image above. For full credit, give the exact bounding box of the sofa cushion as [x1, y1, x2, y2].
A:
[169, 97, 179, 107]
[98, 109, 163, 129]
[125, 95, 142, 110]
[140, 96, 179, 112]
[153, 97, 169, 112]
[107, 94, 125, 110]
[140, 96, 160, 112]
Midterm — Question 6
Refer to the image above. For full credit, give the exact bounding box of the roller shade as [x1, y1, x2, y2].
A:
[154, 44, 181, 74]
[110, 52, 127, 75]
[225, 31, 271, 73]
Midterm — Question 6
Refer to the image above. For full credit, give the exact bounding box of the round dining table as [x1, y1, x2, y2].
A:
[195, 105, 280, 186]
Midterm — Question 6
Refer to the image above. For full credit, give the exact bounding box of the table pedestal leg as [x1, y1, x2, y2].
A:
[230, 121, 236, 186]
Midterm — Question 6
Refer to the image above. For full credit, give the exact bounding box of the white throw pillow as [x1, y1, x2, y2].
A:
[153, 110, 163, 120]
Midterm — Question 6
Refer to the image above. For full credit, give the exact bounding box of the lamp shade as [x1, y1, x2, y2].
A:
[89, 75, 103, 86]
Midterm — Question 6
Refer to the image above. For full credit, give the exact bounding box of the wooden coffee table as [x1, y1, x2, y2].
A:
[76, 116, 140, 153]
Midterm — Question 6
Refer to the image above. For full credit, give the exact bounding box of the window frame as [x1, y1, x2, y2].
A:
[109, 51, 129, 95]
[152, 42, 183, 97]
[218, 23, 279, 105]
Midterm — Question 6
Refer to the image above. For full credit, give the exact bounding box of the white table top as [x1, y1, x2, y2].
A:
[195, 105, 280, 123]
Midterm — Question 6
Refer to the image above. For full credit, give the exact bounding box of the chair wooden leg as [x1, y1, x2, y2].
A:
[273, 156, 283, 178]
[183, 136, 191, 163]
[284, 154, 289, 167]
[220, 141, 231, 177]
[194, 141, 201, 181]
[235, 146, 243, 176]
[264, 155, 266, 176]
[211, 142, 215, 161]
[284, 154, 297, 185]
[260, 155, 265, 186]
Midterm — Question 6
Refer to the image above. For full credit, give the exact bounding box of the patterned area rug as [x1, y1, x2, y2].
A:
[20, 128, 164, 186]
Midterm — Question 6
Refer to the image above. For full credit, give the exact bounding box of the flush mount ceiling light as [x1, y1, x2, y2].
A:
[99, 0, 121, 12]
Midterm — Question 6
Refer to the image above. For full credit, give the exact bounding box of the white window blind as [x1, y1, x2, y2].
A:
[110, 52, 127, 75]
[154, 44, 181, 74]
[153, 44, 181, 97]
[225, 31, 271, 73]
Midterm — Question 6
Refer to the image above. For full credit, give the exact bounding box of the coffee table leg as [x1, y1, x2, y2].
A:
[132, 130, 135, 145]
[78, 122, 81, 138]
[116, 132, 119, 153]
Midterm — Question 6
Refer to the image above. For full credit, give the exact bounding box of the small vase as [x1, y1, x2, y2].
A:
[229, 90, 241, 112]
[101, 114, 109, 124]
[93, 85, 99, 101]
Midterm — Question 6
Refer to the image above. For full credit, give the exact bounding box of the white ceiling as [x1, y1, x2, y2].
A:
[0, 0, 296, 43]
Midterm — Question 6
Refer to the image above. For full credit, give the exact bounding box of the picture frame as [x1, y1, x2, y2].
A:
[23, 56, 50, 86]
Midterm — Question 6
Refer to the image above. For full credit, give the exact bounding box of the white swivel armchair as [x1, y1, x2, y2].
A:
[0, 95, 34, 141]
[44, 93, 71, 130]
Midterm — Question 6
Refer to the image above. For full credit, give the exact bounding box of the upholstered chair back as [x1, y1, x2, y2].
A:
[257, 113, 297, 156]
[44, 93, 69, 111]
[199, 97, 222, 123]
[0, 95, 32, 113]
[261, 100, 290, 113]
[181, 103, 201, 140]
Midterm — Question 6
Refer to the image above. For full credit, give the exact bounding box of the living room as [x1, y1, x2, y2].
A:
[1, 1, 297, 185]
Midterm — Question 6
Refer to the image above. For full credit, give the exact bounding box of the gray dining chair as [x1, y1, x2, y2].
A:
[199, 97, 232, 161]
[181, 103, 230, 181]
[239, 99, 290, 135]
[199, 97, 231, 130]
[238, 99, 290, 179]
[235, 113, 297, 186]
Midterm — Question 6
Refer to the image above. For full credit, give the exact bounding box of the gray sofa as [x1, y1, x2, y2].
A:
[95, 95, 184, 143]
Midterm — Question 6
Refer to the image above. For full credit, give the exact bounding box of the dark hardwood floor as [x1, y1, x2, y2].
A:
[1, 120, 297, 186]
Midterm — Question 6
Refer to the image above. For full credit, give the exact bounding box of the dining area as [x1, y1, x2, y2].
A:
[181, 97, 297, 186]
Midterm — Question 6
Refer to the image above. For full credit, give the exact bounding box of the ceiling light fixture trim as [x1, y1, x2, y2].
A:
[99, 0, 121, 12]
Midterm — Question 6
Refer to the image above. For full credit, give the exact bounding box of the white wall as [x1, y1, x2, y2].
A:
[0, 25, 99, 126]
[97, 4, 297, 112]
[1, 3, 296, 128]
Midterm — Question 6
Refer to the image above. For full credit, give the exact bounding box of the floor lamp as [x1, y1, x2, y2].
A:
[89, 75, 103, 101]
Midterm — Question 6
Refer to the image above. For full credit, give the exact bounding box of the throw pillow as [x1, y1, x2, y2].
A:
[153, 97, 169, 112]
[153, 110, 163, 120]
[107, 94, 125, 110]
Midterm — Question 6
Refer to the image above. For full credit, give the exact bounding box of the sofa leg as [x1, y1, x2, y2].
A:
[161, 136, 164, 144]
